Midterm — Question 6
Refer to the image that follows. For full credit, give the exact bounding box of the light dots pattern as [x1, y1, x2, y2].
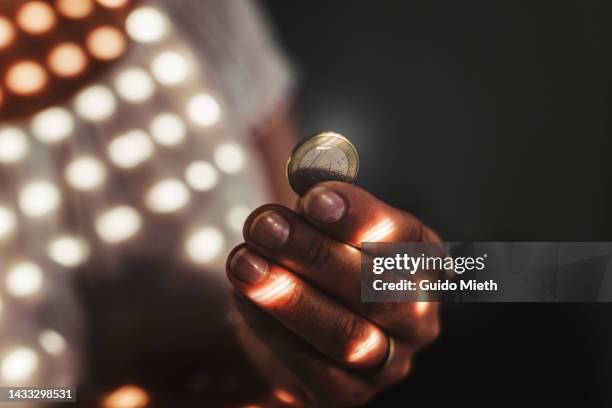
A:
[5, 61, 47, 96]
[96, 206, 142, 243]
[75, 85, 117, 121]
[19, 181, 61, 218]
[151, 51, 189, 85]
[17, 2, 56, 35]
[150, 113, 186, 146]
[65, 157, 107, 191]
[187, 94, 221, 127]
[86, 26, 126, 61]
[107, 130, 154, 169]
[48, 42, 88, 78]
[1, 347, 38, 383]
[145, 179, 190, 214]
[186, 227, 225, 264]
[184, 161, 219, 192]
[126, 7, 167, 43]
[0, 128, 29, 163]
[48, 236, 89, 267]
[214, 143, 245, 174]
[31, 107, 74, 144]
[39, 330, 67, 355]
[5, 262, 44, 298]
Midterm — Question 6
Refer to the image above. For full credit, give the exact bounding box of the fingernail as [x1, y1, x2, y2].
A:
[229, 248, 268, 284]
[249, 211, 290, 248]
[303, 187, 346, 223]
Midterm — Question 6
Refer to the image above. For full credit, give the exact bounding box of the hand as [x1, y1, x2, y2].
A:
[226, 182, 441, 407]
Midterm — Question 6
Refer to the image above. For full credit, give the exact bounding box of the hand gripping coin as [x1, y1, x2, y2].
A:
[287, 132, 359, 196]
[227, 131, 441, 407]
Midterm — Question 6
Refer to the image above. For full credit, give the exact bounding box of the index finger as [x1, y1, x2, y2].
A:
[299, 181, 440, 247]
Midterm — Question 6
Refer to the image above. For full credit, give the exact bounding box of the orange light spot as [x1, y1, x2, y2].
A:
[96, 0, 128, 8]
[56, 0, 94, 19]
[359, 218, 396, 243]
[347, 326, 384, 364]
[86, 26, 126, 61]
[6, 61, 47, 95]
[102, 385, 149, 408]
[0, 17, 15, 50]
[17, 2, 56, 35]
[415, 301, 429, 316]
[248, 273, 298, 308]
[273, 389, 297, 405]
[48, 42, 88, 78]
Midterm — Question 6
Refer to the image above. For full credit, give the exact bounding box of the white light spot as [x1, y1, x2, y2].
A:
[0, 206, 16, 239]
[151, 51, 188, 85]
[96, 206, 142, 243]
[184, 161, 218, 191]
[149, 113, 186, 146]
[39, 330, 67, 355]
[226, 205, 251, 233]
[31, 107, 74, 144]
[186, 227, 225, 264]
[1, 347, 38, 383]
[65, 156, 107, 191]
[48, 236, 89, 267]
[115, 68, 155, 103]
[75, 85, 117, 122]
[108, 130, 154, 169]
[214, 143, 244, 174]
[187, 94, 221, 127]
[19, 181, 60, 218]
[145, 179, 190, 214]
[0, 295, 3, 318]
[0, 128, 29, 163]
[126, 7, 167, 43]
[5, 262, 43, 298]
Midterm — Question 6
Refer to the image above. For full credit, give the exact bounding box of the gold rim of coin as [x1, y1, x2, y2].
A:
[287, 131, 359, 196]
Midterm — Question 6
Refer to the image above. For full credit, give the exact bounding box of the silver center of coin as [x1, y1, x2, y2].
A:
[287, 132, 359, 196]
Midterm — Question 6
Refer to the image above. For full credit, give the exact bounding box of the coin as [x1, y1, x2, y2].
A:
[287, 131, 359, 196]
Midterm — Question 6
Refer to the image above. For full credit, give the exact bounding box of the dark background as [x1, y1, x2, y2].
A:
[263, 0, 612, 405]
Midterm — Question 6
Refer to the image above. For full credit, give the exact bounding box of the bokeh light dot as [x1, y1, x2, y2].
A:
[214, 143, 245, 174]
[96, 0, 129, 9]
[0, 128, 29, 163]
[0, 17, 15, 49]
[146, 179, 190, 214]
[150, 113, 186, 146]
[102, 385, 150, 408]
[0, 206, 16, 239]
[226, 205, 251, 233]
[56, 0, 94, 19]
[5, 61, 47, 96]
[75, 85, 116, 121]
[187, 94, 221, 127]
[19, 181, 60, 218]
[17, 2, 56, 35]
[184, 161, 219, 191]
[108, 130, 154, 169]
[96, 206, 142, 243]
[39, 330, 67, 355]
[115, 68, 155, 102]
[151, 51, 189, 85]
[48, 42, 88, 78]
[186, 227, 225, 264]
[5, 262, 43, 298]
[1, 347, 38, 383]
[87, 26, 126, 61]
[48, 235, 89, 267]
[65, 156, 107, 191]
[31, 107, 74, 144]
[126, 7, 167, 43]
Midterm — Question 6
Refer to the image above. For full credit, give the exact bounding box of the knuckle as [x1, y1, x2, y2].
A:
[303, 234, 333, 271]
[332, 313, 363, 352]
